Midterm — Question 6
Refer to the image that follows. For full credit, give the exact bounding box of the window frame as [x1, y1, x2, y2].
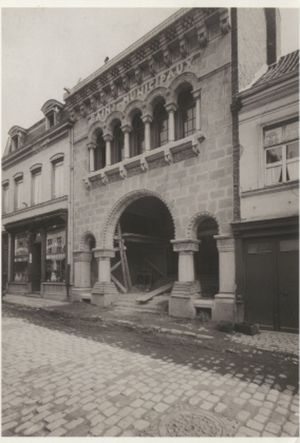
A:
[30, 165, 42, 206]
[2, 180, 9, 214]
[13, 173, 24, 211]
[50, 154, 65, 199]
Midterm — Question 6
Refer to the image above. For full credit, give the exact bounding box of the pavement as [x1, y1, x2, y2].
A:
[2, 293, 299, 437]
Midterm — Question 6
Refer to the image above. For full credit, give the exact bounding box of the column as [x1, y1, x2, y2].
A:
[103, 133, 112, 166]
[40, 228, 46, 283]
[7, 232, 14, 283]
[91, 248, 118, 307]
[72, 250, 92, 301]
[192, 89, 201, 131]
[212, 235, 236, 322]
[142, 114, 152, 151]
[165, 103, 177, 142]
[121, 124, 132, 159]
[87, 142, 96, 172]
[169, 239, 200, 319]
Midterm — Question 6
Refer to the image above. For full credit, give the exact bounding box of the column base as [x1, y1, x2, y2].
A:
[71, 287, 92, 302]
[91, 282, 119, 307]
[169, 281, 199, 319]
[212, 293, 236, 322]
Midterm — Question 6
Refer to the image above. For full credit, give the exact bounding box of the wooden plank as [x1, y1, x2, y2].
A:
[136, 282, 173, 304]
[111, 275, 127, 293]
[117, 223, 132, 291]
[121, 232, 168, 245]
[111, 260, 121, 272]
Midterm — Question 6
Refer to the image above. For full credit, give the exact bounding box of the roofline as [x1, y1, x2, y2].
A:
[238, 69, 299, 100]
[65, 7, 190, 99]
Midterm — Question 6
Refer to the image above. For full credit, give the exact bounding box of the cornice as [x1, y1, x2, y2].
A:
[64, 8, 230, 117]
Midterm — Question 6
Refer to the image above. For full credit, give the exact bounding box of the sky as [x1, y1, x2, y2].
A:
[2, 6, 299, 149]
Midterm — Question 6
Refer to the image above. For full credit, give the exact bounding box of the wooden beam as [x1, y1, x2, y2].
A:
[111, 275, 127, 293]
[111, 260, 121, 272]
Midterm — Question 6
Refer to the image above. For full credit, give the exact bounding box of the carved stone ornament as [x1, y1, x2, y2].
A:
[100, 171, 109, 185]
[80, 104, 87, 118]
[140, 156, 149, 172]
[100, 90, 107, 105]
[192, 132, 205, 155]
[148, 56, 156, 76]
[164, 147, 173, 164]
[90, 96, 98, 111]
[179, 38, 188, 58]
[122, 75, 130, 92]
[83, 178, 91, 190]
[220, 10, 231, 34]
[110, 82, 118, 99]
[197, 25, 208, 48]
[119, 164, 127, 179]
[163, 47, 171, 67]
[135, 66, 143, 84]
[69, 110, 77, 122]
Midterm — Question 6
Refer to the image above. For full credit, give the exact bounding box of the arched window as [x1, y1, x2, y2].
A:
[130, 111, 144, 157]
[94, 130, 106, 170]
[152, 98, 168, 149]
[111, 121, 124, 164]
[176, 85, 196, 140]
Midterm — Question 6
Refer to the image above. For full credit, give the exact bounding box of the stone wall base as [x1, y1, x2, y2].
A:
[169, 281, 199, 319]
[212, 294, 236, 322]
[91, 282, 119, 307]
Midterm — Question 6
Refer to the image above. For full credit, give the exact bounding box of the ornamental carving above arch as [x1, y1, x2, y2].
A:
[101, 188, 178, 249]
[169, 71, 200, 96]
[87, 120, 105, 143]
[186, 211, 219, 239]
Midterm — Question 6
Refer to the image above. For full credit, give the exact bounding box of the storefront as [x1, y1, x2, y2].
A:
[5, 209, 69, 300]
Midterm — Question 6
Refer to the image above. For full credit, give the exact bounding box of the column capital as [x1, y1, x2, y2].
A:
[73, 250, 92, 263]
[214, 235, 235, 252]
[103, 132, 113, 142]
[142, 113, 153, 124]
[192, 88, 201, 99]
[165, 102, 177, 113]
[87, 142, 96, 150]
[121, 123, 132, 134]
[171, 239, 200, 253]
[92, 248, 115, 259]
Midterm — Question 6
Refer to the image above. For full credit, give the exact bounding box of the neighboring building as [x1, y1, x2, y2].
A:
[2, 100, 72, 299]
[234, 50, 299, 331]
[64, 7, 281, 322]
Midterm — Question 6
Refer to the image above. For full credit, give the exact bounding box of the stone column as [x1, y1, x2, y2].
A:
[192, 89, 201, 131]
[121, 124, 132, 159]
[71, 250, 93, 301]
[169, 239, 200, 319]
[165, 103, 177, 142]
[142, 114, 152, 151]
[87, 142, 96, 172]
[212, 235, 236, 322]
[103, 133, 112, 166]
[91, 248, 118, 307]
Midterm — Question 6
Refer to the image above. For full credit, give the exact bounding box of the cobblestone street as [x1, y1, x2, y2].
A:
[2, 305, 299, 437]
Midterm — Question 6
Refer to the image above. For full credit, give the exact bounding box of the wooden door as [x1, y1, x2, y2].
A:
[278, 237, 299, 332]
[245, 240, 276, 329]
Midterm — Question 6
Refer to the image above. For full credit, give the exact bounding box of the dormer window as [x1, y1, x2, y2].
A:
[41, 99, 64, 130]
[7, 126, 27, 154]
[46, 111, 56, 129]
[12, 134, 19, 151]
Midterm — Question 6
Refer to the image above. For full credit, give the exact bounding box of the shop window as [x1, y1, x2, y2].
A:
[14, 174, 24, 210]
[2, 182, 9, 214]
[130, 112, 144, 157]
[152, 99, 168, 149]
[31, 167, 42, 205]
[52, 157, 64, 198]
[176, 86, 196, 139]
[14, 233, 29, 282]
[264, 119, 299, 186]
[111, 121, 124, 164]
[95, 130, 106, 170]
[46, 229, 66, 282]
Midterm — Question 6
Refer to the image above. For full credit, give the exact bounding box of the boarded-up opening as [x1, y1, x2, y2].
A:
[112, 196, 176, 293]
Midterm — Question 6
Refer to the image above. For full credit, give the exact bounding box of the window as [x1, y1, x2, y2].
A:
[31, 168, 42, 205]
[264, 119, 299, 185]
[53, 159, 64, 198]
[111, 121, 124, 164]
[2, 182, 9, 214]
[46, 229, 66, 282]
[46, 111, 56, 129]
[130, 112, 144, 157]
[152, 100, 168, 149]
[12, 135, 19, 151]
[14, 175, 24, 210]
[14, 233, 29, 282]
[176, 87, 196, 139]
[95, 131, 106, 170]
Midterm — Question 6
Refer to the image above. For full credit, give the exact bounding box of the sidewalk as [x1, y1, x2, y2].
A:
[3, 293, 299, 357]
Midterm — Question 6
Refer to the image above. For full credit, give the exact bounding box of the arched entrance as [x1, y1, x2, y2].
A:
[194, 217, 219, 297]
[111, 196, 177, 293]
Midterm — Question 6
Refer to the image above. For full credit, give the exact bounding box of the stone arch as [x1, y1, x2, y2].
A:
[169, 72, 200, 98]
[186, 211, 219, 239]
[104, 110, 124, 132]
[87, 121, 105, 143]
[123, 99, 145, 124]
[79, 230, 97, 251]
[102, 189, 178, 249]
[145, 86, 173, 112]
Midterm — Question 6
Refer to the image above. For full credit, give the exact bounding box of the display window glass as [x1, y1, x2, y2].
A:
[46, 229, 66, 282]
[14, 233, 29, 281]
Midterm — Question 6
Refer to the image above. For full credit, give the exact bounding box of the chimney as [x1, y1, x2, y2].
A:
[264, 8, 280, 65]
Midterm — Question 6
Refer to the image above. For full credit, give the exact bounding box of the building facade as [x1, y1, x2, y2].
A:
[2, 100, 72, 299]
[63, 7, 281, 322]
[234, 50, 299, 332]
